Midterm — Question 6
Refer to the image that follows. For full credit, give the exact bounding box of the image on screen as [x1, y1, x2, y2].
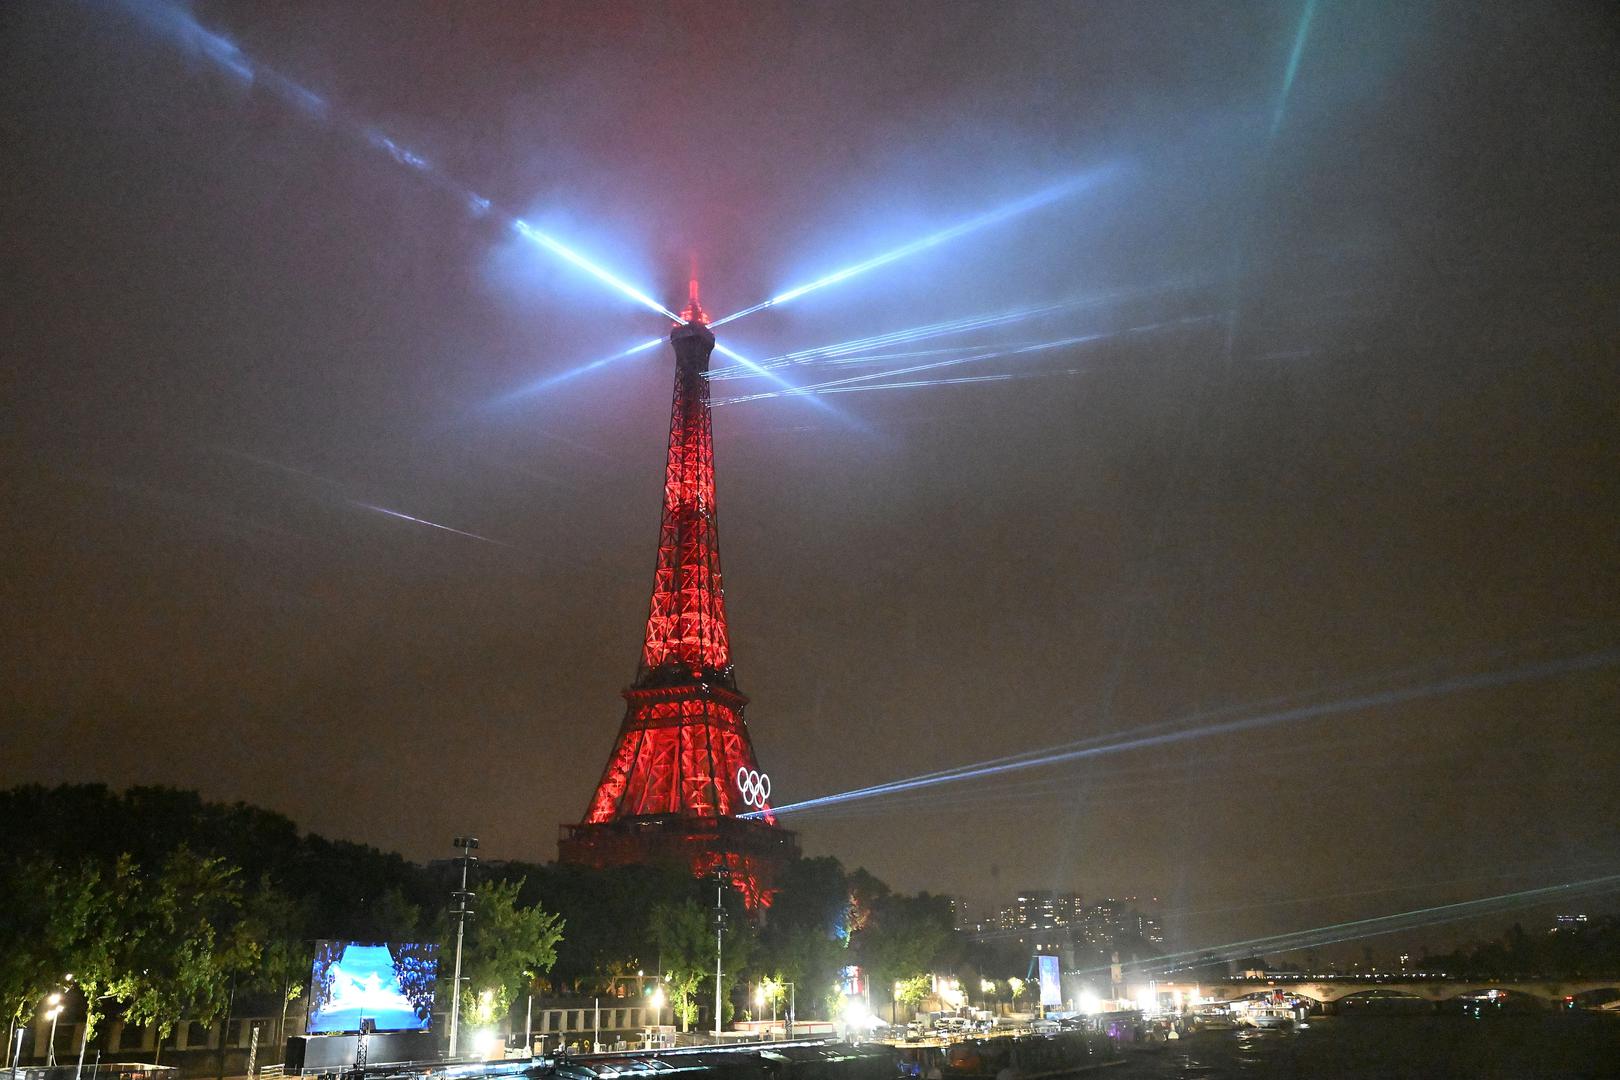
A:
[307, 941, 439, 1034]
[1037, 953, 1062, 1007]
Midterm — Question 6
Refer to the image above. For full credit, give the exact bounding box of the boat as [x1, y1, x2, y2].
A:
[931, 1029, 1123, 1078]
[1237, 1007, 1295, 1031]
[1190, 1008, 1235, 1031]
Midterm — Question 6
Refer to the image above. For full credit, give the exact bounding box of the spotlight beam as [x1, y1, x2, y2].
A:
[117, 0, 679, 322]
[349, 502, 514, 548]
[510, 221, 683, 322]
[494, 337, 663, 405]
[986, 874, 1620, 964]
[744, 648, 1620, 818]
[1133, 874, 1620, 976]
[1271, 0, 1320, 138]
[708, 172, 1112, 328]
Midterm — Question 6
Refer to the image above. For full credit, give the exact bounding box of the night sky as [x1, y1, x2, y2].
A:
[3, 1, 1617, 956]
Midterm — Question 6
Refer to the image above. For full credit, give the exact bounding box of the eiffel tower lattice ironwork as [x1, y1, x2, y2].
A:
[558, 281, 797, 907]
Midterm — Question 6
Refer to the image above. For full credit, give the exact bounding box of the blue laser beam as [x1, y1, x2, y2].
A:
[707, 171, 1113, 328]
[707, 305, 1070, 381]
[803, 367, 1090, 398]
[714, 318, 1204, 407]
[708, 284, 1192, 381]
[115, 0, 678, 322]
[711, 341, 849, 422]
[744, 648, 1620, 819]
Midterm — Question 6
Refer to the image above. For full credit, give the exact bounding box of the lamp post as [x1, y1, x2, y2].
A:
[46, 996, 63, 1068]
[649, 985, 666, 1043]
[76, 1002, 94, 1080]
[447, 836, 480, 1059]
[712, 869, 728, 1040]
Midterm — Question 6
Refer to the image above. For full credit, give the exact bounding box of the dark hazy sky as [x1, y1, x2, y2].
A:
[3, 0, 1617, 955]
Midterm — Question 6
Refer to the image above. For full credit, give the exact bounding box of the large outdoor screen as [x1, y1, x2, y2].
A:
[307, 941, 439, 1034]
[1036, 953, 1062, 1007]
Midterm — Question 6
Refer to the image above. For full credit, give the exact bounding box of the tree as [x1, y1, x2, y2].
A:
[650, 901, 710, 1032]
[768, 924, 847, 1020]
[241, 884, 315, 1051]
[512, 863, 691, 994]
[857, 892, 953, 993]
[1007, 977, 1026, 1011]
[116, 849, 257, 1064]
[892, 974, 930, 1024]
[441, 878, 561, 1030]
[0, 858, 79, 1030]
[0, 857, 128, 1061]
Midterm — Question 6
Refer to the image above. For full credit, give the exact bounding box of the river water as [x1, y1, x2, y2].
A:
[1105, 1013, 1620, 1079]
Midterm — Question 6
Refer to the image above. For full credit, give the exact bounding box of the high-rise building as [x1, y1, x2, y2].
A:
[1013, 889, 1059, 930]
[557, 287, 798, 907]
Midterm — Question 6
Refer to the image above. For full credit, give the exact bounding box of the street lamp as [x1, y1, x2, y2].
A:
[448, 835, 479, 1059]
[759, 980, 779, 1032]
[712, 869, 728, 1040]
[649, 985, 666, 1036]
[45, 996, 63, 1068]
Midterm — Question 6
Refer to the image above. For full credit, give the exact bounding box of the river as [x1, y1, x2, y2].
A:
[1105, 1013, 1620, 1079]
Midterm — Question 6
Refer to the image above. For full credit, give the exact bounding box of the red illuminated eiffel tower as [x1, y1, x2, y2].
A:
[558, 279, 797, 907]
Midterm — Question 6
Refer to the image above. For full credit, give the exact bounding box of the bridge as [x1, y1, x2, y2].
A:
[1205, 977, 1620, 1005]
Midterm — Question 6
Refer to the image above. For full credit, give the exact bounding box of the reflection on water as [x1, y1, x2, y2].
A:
[1107, 1013, 1620, 1079]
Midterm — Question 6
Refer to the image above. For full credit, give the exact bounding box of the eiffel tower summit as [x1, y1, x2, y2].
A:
[558, 280, 798, 907]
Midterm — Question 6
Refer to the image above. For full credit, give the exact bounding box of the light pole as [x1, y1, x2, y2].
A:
[712, 869, 727, 1040]
[46, 995, 63, 1068]
[447, 835, 479, 1059]
[75, 983, 115, 1080]
[649, 986, 666, 1043]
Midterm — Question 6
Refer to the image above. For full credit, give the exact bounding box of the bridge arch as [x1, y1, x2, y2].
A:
[1333, 988, 1432, 1014]
[1209, 978, 1620, 1007]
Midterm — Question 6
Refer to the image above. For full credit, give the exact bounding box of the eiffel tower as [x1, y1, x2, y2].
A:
[558, 280, 797, 907]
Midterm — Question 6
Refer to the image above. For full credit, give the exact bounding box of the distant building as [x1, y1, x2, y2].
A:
[1014, 890, 1059, 930]
[983, 890, 1163, 956]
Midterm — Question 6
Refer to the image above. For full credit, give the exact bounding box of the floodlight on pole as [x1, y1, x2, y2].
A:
[649, 984, 666, 1034]
[712, 868, 728, 1039]
[447, 836, 480, 1058]
[45, 1006, 61, 1068]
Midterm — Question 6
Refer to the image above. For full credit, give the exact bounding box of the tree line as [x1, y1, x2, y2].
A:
[0, 785, 979, 1056]
[1414, 917, 1620, 980]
